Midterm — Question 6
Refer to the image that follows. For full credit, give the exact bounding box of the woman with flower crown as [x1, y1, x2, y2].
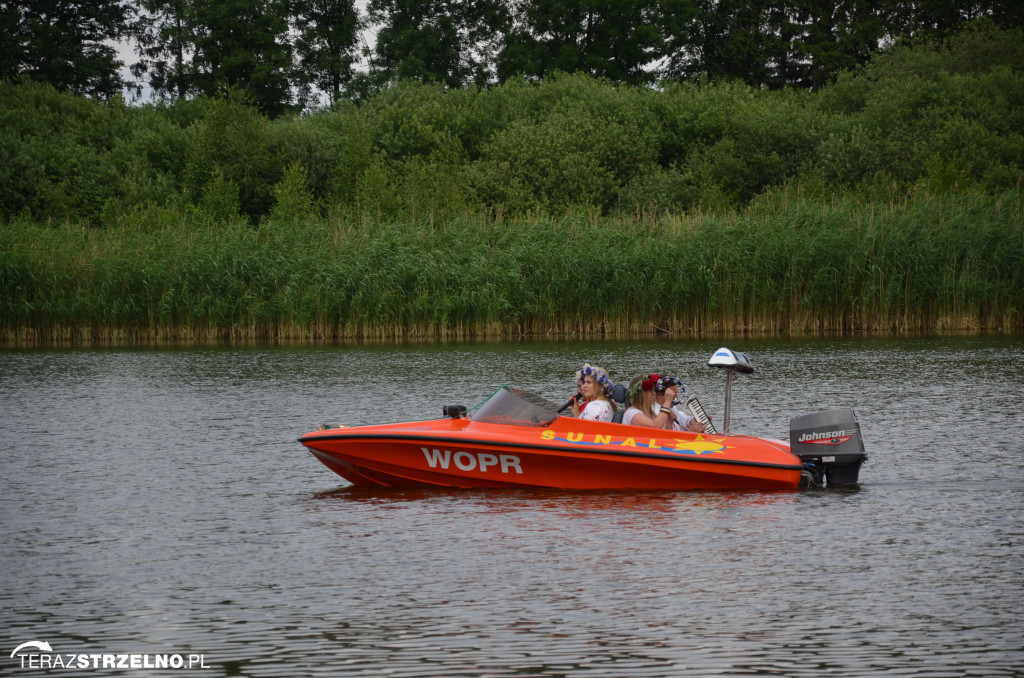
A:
[654, 376, 706, 433]
[622, 373, 678, 428]
[568, 364, 616, 422]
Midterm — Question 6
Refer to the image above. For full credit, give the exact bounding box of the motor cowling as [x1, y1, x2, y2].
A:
[790, 409, 867, 488]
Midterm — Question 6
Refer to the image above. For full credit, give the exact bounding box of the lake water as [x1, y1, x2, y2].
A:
[1, 335, 1022, 676]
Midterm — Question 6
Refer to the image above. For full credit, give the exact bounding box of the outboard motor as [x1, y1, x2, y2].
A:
[790, 409, 867, 488]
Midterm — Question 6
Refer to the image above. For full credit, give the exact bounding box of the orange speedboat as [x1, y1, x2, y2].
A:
[299, 349, 867, 491]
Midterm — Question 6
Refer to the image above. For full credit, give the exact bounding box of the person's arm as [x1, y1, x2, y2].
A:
[660, 407, 677, 429]
[671, 407, 705, 433]
[632, 408, 674, 428]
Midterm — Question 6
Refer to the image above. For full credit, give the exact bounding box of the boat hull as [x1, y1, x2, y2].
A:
[299, 416, 803, 491]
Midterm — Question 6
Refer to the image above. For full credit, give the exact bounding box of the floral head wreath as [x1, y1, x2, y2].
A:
[576, 363, 614, 398]
[655, 376, 685, 395]
[626, 373, 660, 404]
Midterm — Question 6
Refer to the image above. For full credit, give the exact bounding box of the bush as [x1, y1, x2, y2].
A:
[1, 21, 1022, 226]
[269, 162, 318, 223]
[181, 95, 277, 222]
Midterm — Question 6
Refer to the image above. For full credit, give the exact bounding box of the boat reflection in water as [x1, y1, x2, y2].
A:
[299, 349, 867, 492]
[309, 486, 817, 515]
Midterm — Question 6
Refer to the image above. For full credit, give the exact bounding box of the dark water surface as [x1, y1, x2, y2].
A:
[2, 336, 1022, 677]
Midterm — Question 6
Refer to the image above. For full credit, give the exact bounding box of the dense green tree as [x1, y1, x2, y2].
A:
[883, 0, 1024, 38]
[793, 1, 887, 90]
[188, 0, 295, 117]
[132, 0, 192, 100]
[368, 0, 509, 88]
[1, 20, 1019, 225]
[658, 0, 702, 77]
[0, 4, 22, 78]
[292, 0, 362, 106]
[182, 94, 278, 221]
[663, 0, 890, 90]
[0, 0, 132, 98]
[663, 0, 1022, 91]
[496, 0, 666, 85]
[131, 0, 295, 116]
[671, 0, 775, 85]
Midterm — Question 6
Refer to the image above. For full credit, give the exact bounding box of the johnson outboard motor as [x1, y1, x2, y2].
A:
[790, 410, 867, 488]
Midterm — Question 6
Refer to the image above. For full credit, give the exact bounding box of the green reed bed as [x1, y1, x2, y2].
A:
[1, 190, 1020, 344]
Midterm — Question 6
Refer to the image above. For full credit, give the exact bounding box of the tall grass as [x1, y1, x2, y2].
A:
[1, 189, 1020, 344]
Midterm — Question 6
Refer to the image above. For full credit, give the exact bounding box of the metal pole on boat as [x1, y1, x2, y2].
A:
[723, 370, 735, 433]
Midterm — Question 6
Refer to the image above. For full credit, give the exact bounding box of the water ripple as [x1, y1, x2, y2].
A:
[2, 337, 1023, 676]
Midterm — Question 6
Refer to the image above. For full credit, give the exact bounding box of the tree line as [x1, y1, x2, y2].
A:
[3, 0, 1023, 116]
[1, 20, 1021, 226]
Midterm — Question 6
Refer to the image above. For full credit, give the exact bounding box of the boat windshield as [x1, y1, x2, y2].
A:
[470, 386, 560, 427]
